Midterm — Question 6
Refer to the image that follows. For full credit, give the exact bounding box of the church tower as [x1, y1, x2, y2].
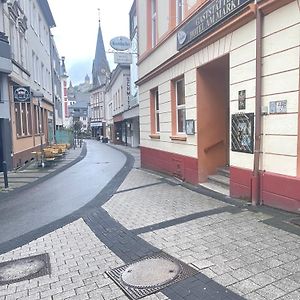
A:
[92, 18, 110, 87]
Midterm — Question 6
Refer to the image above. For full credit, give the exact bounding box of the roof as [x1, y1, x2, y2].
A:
[92, 24, 110, 87]
[38, 0, 56, 27]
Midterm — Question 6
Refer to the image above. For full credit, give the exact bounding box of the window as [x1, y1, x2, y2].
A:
[176, 0, 184, 25]
[19, 32, 26, 66]
[155, 89, 160, 132]
[34, 105, 38, 134]
[175, 78, 186, 133]
[21, 103, 28, 135]
[38, 15, 42, 40]
[151, 0, 157, 47]
[15, 103, 32, 136]
[150, 88, 160, 135]
[9, 21, 16, 60]
[41, 63, 44, 88]
[15, 103, 22, 136]
[35, 56, 39, 83]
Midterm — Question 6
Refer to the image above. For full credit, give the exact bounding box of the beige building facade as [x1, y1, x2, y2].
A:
[137, 0, 300, 213]
[2, 0, 55, 168]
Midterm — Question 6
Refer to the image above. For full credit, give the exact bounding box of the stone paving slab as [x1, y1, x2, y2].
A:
[117, 169, 162, 192]
[103, 183, 228, 230]
[139, 210, 300, 299]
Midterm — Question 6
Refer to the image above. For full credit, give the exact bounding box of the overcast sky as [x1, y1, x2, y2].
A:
[48, 0, 133, 85]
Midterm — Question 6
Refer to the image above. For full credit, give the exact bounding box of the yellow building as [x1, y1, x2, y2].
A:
[136, 0, 300, 213]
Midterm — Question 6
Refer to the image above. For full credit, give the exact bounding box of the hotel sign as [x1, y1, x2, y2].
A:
[177, 0, 253, 50]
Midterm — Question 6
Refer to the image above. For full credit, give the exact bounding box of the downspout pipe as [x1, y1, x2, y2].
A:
[252, 1, 263, 206]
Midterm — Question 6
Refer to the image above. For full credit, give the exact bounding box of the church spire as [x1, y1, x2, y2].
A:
[92, 11, 110, 87]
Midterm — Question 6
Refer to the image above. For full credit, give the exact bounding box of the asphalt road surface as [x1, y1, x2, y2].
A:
[0, 140, 126, 244]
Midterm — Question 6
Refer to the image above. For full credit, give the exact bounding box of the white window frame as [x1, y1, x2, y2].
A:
[176, 0, 184, 25]
[154, 89, 160, 133]
[175, 78, 186, 134]
[151, 0, 157, 47]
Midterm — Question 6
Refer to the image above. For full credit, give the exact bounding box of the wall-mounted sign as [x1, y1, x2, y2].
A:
[185, 119, 195, 135]
[231, 113, 254, 154]
[238, 90, 246, 110]
[269, 100, 287, 114]
[13, 86, 30, 102]
[110, 36, 131, 51]
[177, 0, 253, 50]
[114, 52, 132, 64]
[91, 122, 102, 127]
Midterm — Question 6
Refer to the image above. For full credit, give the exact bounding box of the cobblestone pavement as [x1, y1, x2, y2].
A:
[0, 145, 299, 300]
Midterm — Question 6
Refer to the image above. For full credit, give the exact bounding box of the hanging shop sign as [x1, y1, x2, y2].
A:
[110, 36, 131, 51]
[114, 52, 132, 64]
[177, 0, 253, 50]
[13, 86, 30, 102]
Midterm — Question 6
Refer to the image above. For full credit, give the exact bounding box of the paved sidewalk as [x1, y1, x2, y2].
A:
[0, 145, 84, 195]
[0, 145, 299, 300]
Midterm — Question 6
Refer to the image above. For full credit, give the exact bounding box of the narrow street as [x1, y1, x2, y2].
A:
[0, 142, 299, 300]
[0, 140, 126, 244]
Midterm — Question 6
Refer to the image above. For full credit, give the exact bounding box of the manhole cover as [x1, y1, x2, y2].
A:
[121, 257, 181, 288]
[0, 253, 50, 285]
[106, 252, 198, 299]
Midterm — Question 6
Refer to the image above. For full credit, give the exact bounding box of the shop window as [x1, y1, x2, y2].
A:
[27, 103, 32, 135]
[15, 103, 22, 136]
[15, 103, 32, 137]
[34, 105, 38, 134]
[21, 103, 27, 135]
[175, 78, 186, 133]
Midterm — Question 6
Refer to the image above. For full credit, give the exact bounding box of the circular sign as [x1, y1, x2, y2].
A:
[13, 86, 30, 102]
[110, 36, 131, 51]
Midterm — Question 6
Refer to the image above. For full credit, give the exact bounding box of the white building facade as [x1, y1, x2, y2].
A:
[136, 0, 300, 213]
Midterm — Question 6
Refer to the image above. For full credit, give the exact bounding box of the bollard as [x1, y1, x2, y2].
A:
[3, 161, 8, 188]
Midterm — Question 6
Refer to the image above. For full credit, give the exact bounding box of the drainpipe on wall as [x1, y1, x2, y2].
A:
[252, 1, 263, 206]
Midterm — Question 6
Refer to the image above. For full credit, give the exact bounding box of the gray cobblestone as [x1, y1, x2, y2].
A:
[256, 284, 286, 300]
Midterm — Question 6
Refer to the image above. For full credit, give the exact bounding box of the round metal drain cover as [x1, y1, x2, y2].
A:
[121, 258, 181, 288]
[0, 257, 45, 281]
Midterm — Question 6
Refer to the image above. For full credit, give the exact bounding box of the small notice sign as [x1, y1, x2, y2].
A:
[269, 100, 287, 114]
[238, 90, 246, 110]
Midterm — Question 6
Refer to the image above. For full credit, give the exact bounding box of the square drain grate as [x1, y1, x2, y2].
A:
[0, 253, 50, 286]
[106, 251, 198, 299]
